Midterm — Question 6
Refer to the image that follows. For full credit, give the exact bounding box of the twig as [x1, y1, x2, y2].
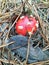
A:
[11, 43, 27, 51]
[6, 10, 22, 39]
[40, 31, 49, 44]
[2, 48, 23, 65]
[0, 4, 23, 20]
[34, 41, 41, 48]
[8, 50, 11, 64]
[29, 60, 49, 65]
[2, 24, 8, 32]
[42, 45, 49, 51]
[25, 14, 38, 64]
[33, 5, 43, 32]
[26, 2, 49, 45]
[25, 35, 31, 64]
[26, 2, 44, 33]
[0, 58, 15, 65]
[34, 3, 49, 24]
[0, 41, 14, 49]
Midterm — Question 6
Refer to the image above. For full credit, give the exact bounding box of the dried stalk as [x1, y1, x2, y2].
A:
[0, 4, 23, 20]
[29, 60, 49, 65]
[25, 35, 31, 64]
[0, 41, 14, 49]
[6, 10, 22, 39]
[26, 2, 49, 45]
[34, 41, 41, 48]
[0, 58, 15, 65]
[40, 31, 49, 44]
[26, 2, 43, 32]
[2, 24, 8, 32]
[42, 45, 49, 51]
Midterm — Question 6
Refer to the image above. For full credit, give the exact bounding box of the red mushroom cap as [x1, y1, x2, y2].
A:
[15, 15, 38, 36]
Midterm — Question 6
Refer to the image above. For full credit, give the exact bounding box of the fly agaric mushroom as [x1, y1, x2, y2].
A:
[15, 15, 39, 36]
